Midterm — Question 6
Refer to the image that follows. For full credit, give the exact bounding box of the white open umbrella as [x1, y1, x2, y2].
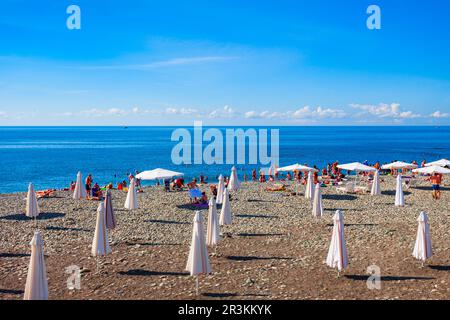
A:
[124, 178, 138, 210]
[337, 162, 376, 172]
[26, 183, 39, 222]
[227, 166, 240, 191]
[216, 174, 225, 205]
[136, 168, 183, 180]
[413, 165, 450, 175]
[73, 171, 86, 200]
[219, 189, 232, 226]
[326, 210, 349, 275]
[371, 170, 381, 196]
[206, 197, 220, 247]
[381, 161, 418, 170]
[395, 174, 405, 207]
[412, 211, 432, 264]
[425, 159, 450, 168]
[312, 183, 323, 219]
[186, 211, 211, 295]
[24, 231, 48, 300]
[305, 171, 315, 199]
[276, 163, 318, 172]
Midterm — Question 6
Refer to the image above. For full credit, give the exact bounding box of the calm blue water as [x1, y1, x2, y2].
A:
[0, 126, 449, 194]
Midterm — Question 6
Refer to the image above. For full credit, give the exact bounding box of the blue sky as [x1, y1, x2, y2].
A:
[0, 0, 449, 125]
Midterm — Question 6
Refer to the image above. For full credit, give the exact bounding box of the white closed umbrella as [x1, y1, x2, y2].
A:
[216, 174, 225, 205]
[186, 211, 211, 295]
[206, 197, 220, 247]
[305, 171, 315, 199]
[26, 183, 39, 225]
[124, 178, 138, 210]
[73, 171, 86, 200]
[326, 210, 349, 275]
[219, 189, 232, 226]
[227, 166, 240, 191]
[395, 174, 405, 207]
[312, 183, 323, 219]
[371, 170, 381, 196]
[24, 231, 48, 300]
[92, 202, 111, 257]
[413, 211, 432, 265]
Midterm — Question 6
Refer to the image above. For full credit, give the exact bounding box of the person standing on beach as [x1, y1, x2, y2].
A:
[85, 174, 93, 199]
[429, 173, 442, 200]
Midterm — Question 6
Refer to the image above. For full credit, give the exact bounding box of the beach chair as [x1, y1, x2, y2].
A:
[336, 182, 355, 194]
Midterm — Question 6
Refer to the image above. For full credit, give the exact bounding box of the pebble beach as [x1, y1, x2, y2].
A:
[1, 176, 450, 300]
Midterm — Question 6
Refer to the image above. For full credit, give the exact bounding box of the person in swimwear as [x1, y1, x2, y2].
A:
[85, 174, 93, 199]
[429, 173, 442, 200]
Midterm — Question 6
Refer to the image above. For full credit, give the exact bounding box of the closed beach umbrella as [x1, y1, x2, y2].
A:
[413, 211, 432, 262]
[73, 171, 86, 200]
[104, 190, 116, 229]
[92, 202, 111, 257]
[206, 197, 220, 247]
[124, 178, 138, 210]
[227, 166, 240, 191]
[216, 175, 225, 204]
[26, 183, 39, 218]
[305, 171, 315, 199]
[371, 170, 381, 196]
[219, 189, 232, 226]
[326, 210, 349, 273]
[312, 183, 323, 218]
[186, 211, 211, 295]
[395, 174, 404, 207]
[24, 231, 48, 300]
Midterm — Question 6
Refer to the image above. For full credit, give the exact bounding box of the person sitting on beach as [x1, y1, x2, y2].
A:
[70, 181, 76, 191]
[164, 178, 171, 192]
[200, 192, 208, 205]
[117, 182, 123, 190]
[429, 173, 443, 200]
[286, 172, 292, 181]
[421, 159, 427, 167]
[210, 184, 217, 198]
[187, 179, 198, 190]
[90, 183, 103, 200]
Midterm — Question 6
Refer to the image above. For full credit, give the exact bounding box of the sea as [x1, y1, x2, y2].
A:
[0, 126, 449, 194]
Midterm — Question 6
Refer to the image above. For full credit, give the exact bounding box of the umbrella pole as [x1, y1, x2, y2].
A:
[196, 276, 199, 296]
[96, 256, 100, 274]
[337, 270, 340, 278]
[34, 216, 37, 229]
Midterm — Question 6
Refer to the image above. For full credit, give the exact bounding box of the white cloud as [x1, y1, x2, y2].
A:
[430, 110, 450, 118]
[291, 106, 346, 119]
[351, 103, 421, 119]
[165, 107, 199, 115]
[0, 111, 6, 117]
[208, 105, 236, 118]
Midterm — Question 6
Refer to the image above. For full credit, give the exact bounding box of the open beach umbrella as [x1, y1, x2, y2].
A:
[305, 171, 315, 199]
[26, 183, 39, 219]
[124, 178, 138, 210]
[136, 168, 183, 180]
[395, 174, 405, 207]
[227, 166, 240, 191]
[219, 189, 232, 226]
[326, 210, 349, 274]
[92, 202, 112, 257]
[206, 197, 220, 247]
[371, 170, 381, 196]
[186, 211, 211, 295]
[104, 190, 116, 230]
[337, 162, 376, 172]
[413, 165, 450, 175]
[216, 174, 225, 205]
[381, 161, 418, 170]
[425, 159, 450, 168]
[24, 231, 48, 300]
[276, 163, 318, 172]
[412, 212, 432, 263]
[73, 171, 86, 200]
[312, 183, 323, 219]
